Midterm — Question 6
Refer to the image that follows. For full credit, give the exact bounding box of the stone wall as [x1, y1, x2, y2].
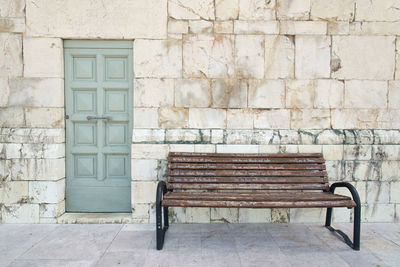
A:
[1, 0, 400, 223]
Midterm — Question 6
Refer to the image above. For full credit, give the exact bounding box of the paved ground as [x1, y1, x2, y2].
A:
[0, 223, 399, 267]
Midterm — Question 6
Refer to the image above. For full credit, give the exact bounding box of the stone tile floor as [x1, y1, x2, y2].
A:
[0, 223, 399, 267]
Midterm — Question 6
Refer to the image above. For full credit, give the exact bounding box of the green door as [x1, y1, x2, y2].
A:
[64, 40, 133, 212]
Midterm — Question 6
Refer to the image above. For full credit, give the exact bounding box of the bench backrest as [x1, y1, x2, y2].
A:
[167, 152, 329, 191]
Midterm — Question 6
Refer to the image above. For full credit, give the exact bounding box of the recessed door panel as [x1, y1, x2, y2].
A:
[65, 40, 133, 212]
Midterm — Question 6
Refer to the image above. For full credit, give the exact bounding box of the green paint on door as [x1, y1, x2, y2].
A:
[65, 40, 133, 212]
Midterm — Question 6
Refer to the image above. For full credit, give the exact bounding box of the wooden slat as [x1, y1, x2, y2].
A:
[168, 152, 322, 158]
[168, 163, 326, 170]
[168, 157, 325, 164]
[167, 183, 329, 190]
[164, 192, 352, 201]
[168, 176, 326, 184]
[169, 170, 327, 177]
[162, 199, 356, 208]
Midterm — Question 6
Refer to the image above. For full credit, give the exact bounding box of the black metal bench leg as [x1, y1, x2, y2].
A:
[156, 181, 168, 250]
[324, 182, 361, 251]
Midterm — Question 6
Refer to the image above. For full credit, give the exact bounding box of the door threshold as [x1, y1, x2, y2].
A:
[57, 212, 135, 224]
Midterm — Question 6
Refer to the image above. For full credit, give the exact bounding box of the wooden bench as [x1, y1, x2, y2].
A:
[156, 152, 361, 250]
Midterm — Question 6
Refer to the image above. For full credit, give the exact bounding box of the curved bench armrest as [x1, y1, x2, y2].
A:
[156, 181, 168, 205]
[329, 182, 361, 206]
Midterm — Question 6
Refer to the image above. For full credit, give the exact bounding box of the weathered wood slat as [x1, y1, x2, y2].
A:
[164, 192, 351, 201]
[169, 170, 327, 177]
[168, 163, 326, 170]
[168, 152, 322, 158]
[161, 199, 356, 208]
[168, 157, 325, 164]
[168, 176, 326, 183]
[167, 183, 329, 190]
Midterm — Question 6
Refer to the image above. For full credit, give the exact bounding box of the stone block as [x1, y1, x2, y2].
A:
[271, 208, 289, 223]
[350, 21, 400, 35]
[0, 181, 28, 204]
[183, 34, 234, 78]
[362, 204, 394, 223]
[188, 108, 226, 128]
[214, 21, 233, 33]
[299, 130, 320, 144]
[211, 208, 238, 223]
[186, 207, 211, 223]
[390, 182, 400, 202]
[265, 35, 295, 79]
[131, 144, 169, 159]
[39, 201, 65, 218]
[169, 144, 195, 152]
[226, 130, 253, 144]
[322, 145, 344, 160]
[253, 130, 274, 145]
[239, 0, 275, 20]
[194, 144, 216, 153]
[280, 21, 327, 35]
[325, 160, 341, 180]
[168, 207, 185, 223]
[0, 0, 25, 17]
[316, 130, 345, 145]
[0, 128, 65, 144]
[8, 78, 64, 107]
[131, 181, 157, 204]
[235, 35, 264, 78]
[314, 79, 344, 108]
[289, 208, 325, 223]
[328, 21, 350, 35]
[0, 33, 22, 77]
[158, 107, 188, 128]
[211, 129, 224, 144]
[344, 80, 387, 109]
[212, 79, 247, 108]
[0, 17, 25, 32]
[25, 108, 64, 128]
[277, 0, 310, 20]
[332, 208, 351, 223]
[372, 145, 400, 161]
[133, 108, 158, 129]
[389, 81, 400, 109]
[258, 145, 280, 153]
[175, 79, 211, 107]
[291, 109, 330, 129]
[0, 77, 9, 107]
[239, 209, 271, 223]
[343, 145, 372, 160]
[165, 129, 201, 142]
[234, 20, 279, 34]
[168, 19, 188, 34]
[374, 130, 400, 145]
[10, 158, 65, 181]
[332, 36, 395, 80]
[216, 0, 239, 20]
[0, 107, 24, 127]
[132, 129, 165, 143]
[295, 36, 330, 79]
[168, 0, 215, 20]
[134, 79, 174, 108]
[1, 204, 39, 223]
[286, 80, 314, 108]
[249, 79, 285, 108]
[366, 182, 390, 204]
[134, 39, 182, 78]
[353, 161, 381, 181]
[131, 203, 150, 220]
[279, 130, 300, 144]
[131, 159, 158, 181]
[331, 109, 379, 129]
[310, 0, 355, 21]
[254, 109, 290, 129]
[216, 144, 258, 153]
[382, 161, 400, 181]
[23, 38, 63, 78]
[279, 145, 299, 153]
[26, 0, 167, 39]
[189, 20, 213, 34]
[29, 179, 65, 204]
[227, 109, 253, 129]
[298, 145, 322, 153]
[396, 37, 400, 80]
[355, 0, 400, 22]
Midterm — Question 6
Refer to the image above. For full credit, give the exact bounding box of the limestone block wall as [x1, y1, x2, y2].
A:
[1, 0, 400, 223]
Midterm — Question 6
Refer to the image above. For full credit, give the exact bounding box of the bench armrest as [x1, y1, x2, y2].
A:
[156, 181, 168, 205]
[329, 182, 361, 206]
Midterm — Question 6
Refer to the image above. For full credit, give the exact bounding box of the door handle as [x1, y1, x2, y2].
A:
[87, 115, 112, 121]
